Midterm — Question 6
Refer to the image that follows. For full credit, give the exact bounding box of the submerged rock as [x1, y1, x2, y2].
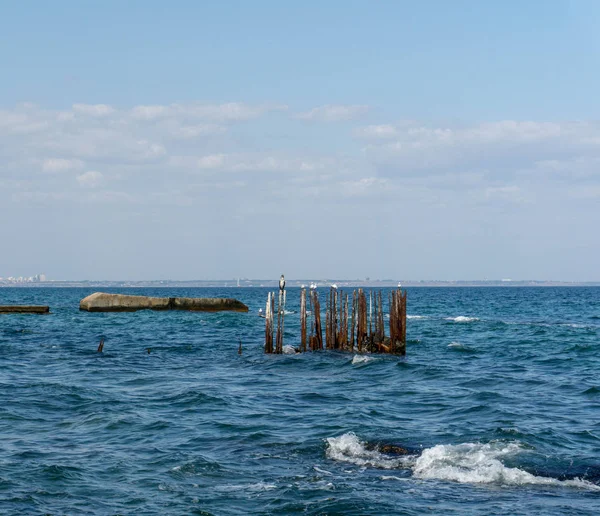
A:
[79, 292, 248, 313]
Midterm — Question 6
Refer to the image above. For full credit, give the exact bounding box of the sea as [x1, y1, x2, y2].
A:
[0, 286, 599, 515]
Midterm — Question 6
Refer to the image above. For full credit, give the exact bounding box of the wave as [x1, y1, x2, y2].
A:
[446, 316, 480, 323]
[407, 315, 428, 320]
[447, 342, 476, 352]
[282, 345, 297, 354]
[351, 355, 377, 365]
[413, 442, 600, 490]
[326, 433, 600, 491]
[326, 433, 413, 469]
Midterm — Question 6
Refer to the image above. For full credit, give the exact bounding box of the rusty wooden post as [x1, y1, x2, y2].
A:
[313, 290, 323, 350]
[325, 289, 332, 350]
[357, 289, 367, 352]
[300, 288, 307, 353]
[401, 290, 407, 353]
[378, 291, 384, 344]
[332, 288, 338, 349]
[350, 290, 356, 352]
[275, 288, 286, 354]
[389, 290, 396, 354]
[388, 288, 406, 355]
[265, 292, 273, 353]
[369, 291, 373, 344]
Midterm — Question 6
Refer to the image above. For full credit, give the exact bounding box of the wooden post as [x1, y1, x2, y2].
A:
[313, 290, 323, 350]
[401, 290, 407, 353]
[388, 289, 406, 355]
[265, 292, 273, 353]
[325, 289, 331, 350]
[350, 290, 356, 352]
[275, 288, 286, 354]
[300, 288, 307, 353]
[97, 338, 104, 353]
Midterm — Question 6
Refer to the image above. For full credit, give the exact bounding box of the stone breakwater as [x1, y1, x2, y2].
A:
[79, 292, 248, 312]
[0, 305, 50, 314]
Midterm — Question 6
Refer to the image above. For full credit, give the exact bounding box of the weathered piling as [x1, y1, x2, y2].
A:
[389, 289, 407, 355]
[275, 289, 286, 354]
[310, 290, 323, 351]
[97, 338, 104, 353]
[264, 292, 274, 353]
[300, 289, 307, 353]
[264, 287, 406, 355]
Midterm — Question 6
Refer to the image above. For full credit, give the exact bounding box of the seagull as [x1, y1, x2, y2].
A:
[279, 274, 286, 291]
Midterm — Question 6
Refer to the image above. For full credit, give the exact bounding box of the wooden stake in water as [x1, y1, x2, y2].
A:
[265, 292, 274, 353]
[275, 288, 286, 354]
[97, 338, 104, 353]
[300, 288, 307, 353]
[313, 290, 323, 350]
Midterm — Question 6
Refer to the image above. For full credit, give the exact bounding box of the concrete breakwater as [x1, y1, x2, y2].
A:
[0, 306, 50, 314]
[80, 292, 248, 312]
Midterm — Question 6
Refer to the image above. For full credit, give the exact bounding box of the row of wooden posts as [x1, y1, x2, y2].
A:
[265, 287, 407, 355]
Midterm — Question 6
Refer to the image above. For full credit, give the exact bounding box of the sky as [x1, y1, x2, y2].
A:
[1, 0, 600, 281]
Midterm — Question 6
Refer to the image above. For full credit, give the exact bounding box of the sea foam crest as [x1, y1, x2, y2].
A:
[412, 442, 600, 490]
[446, 316, 479, 323]
[326, 434, 600, 490]
[325, 433, 413, 469]
[351, 355, 376, 365]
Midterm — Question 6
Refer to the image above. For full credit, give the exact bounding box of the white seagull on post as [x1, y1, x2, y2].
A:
[279, 274, 286, 291]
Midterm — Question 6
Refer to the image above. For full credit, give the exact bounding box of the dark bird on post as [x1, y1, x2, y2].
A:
[279, 274, 285, 292]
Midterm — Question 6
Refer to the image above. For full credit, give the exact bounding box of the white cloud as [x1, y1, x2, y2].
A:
[362, 120, 600, 177]
[76, 170, 103, 188]
[197, 154, 226, 169]
[73, 103, 116, 117]
[42, 158, 85, 173]
[297, 104, 369, 122]
[130, 102, 287, 122]
[356, 124, 398, 139]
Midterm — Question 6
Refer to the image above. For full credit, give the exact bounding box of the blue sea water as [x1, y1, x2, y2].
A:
[0, 286, 599, 515]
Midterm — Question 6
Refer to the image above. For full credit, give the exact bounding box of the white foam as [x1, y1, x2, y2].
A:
[407, 315, 427, 320]
[325, 433, 413, 469]
[282, 345, 297, 354]
[447, 342, 465, 349]
[326, 434, 600, 491]
[446, 316, 479, 323]
[351, 355, 376, 365]
[412, 442, 600, 490]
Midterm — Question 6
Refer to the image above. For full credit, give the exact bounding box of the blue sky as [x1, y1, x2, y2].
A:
[1, 1, 599, 281]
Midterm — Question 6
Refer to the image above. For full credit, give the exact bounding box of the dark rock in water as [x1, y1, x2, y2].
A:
[365, 442, 412, 455]
[0, 306, 49, 314]
[79, 292, 248, 313]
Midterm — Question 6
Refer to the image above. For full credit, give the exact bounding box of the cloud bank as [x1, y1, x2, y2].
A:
[1, 101, 599, 280]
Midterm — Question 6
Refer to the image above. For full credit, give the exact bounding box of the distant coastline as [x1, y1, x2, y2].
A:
[2, 279, 599, 288]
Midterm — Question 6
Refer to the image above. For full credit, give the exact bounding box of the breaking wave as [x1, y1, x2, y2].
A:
[351, 355, 377, 365]
[326, 433, 600, 490]
[446, 316, 480, 323]
[325, 433, 413, 469]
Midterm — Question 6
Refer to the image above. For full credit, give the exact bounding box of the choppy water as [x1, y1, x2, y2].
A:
[1, 286, 599, 515]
